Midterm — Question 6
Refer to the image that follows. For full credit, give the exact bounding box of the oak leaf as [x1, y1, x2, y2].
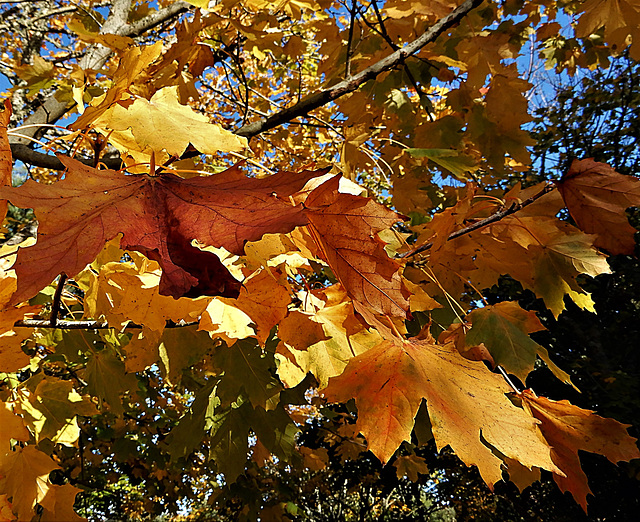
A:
[557, 159, 640, 255]
[323, 338, 561, 486]
[521, 390, 640, 511]
[304, 175, 409, 317]
[0, 155, 322, 304]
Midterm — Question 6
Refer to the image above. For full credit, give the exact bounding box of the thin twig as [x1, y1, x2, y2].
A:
[236, 0, 484, 138]
[50, 273, 68, 328]
[402, 183, 557, 258]
[345, 0, 358, 78]
[14, 319, 199, 330]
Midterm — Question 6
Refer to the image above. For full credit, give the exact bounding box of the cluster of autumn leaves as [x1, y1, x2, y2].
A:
[0, 0, 638, 518]
[0, 78, 640, 519]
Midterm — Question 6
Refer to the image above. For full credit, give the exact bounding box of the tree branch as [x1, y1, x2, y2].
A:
[13, 319, 197, 329]
[49, 273, 67, 328]
[10, 144, 123, 170]
[236, 0, 484, 138]
[9, 0, 193, 164]
[402, 183, 558, 258]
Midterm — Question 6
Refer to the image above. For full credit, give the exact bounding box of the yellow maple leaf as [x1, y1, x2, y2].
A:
[92, 85, 247, 160]
[0, 446, 59, 522]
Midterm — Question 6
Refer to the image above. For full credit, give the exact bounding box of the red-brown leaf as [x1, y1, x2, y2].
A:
[522, 390, 640, 512]
[557, 159, 640, 255]
[0, 155, 323, 304]
[305, 175, 409, 317]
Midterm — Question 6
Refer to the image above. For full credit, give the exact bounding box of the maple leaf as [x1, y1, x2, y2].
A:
[165, 380, 216, 463]
[39, 483, 84, 522]
[556, 158, 640, 255]
[323, 338, 561, 486]
[276, 285, 382, 388]
[91, 86, 248, 159]
[576, 0, 640, 60]
[464, 302, 573, 386]
[521, 390, 640, 511]
[157, 326, 213, 385]
[394, 454, 430, 481]
[0, 402, 29, 452]
[471, 216, 610, 317]
[304, 175, 410, 317]
[0, 495, 13, 522]
[17, 377, 97, 445]
[71, 43, 164, 130]
[213, 339, 282, 410]
[0, 446, 59, 521]
[0, 155, 323, 304]
[0, 100, 11, 223]
[84, 255, 209, 332]
[0, 270, 41, 372]
[84, 348, 137, 415]
[200, 268, 291, 345]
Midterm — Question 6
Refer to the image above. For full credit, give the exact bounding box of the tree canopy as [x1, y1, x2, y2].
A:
[0, 0, 639, 520]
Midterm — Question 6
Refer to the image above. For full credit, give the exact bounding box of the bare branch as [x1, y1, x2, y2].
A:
[10, 144, 123, 170]
[13, 319, 197, 330]
[236, 0, 484, 139]
[345, 0, 358, 78]
[50, 273, 67, 328]
[402, 183, 558, 258]
[124, 1, 191, 36]
[9, 0, 193, 164]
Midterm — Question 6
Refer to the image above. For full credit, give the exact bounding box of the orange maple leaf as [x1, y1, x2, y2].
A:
[305, 175, 409, 317]
[0, 100, 11, 223]
[323, 338, 561, 486]
[521, 389, 640, 512]
[0, 155, 323, 304]
[557, 158, 640, 255]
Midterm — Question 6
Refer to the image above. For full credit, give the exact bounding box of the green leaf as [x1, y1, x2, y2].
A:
[466, 302, 574, 387]
[159, 326, 213, 385]
[209, 398, 252, 482]
[25, 377, 97, 444]
[406, 148, 478, 179]
[84, 348, 137, 416]
[166, 380, 218, 462]
[214, 339, 282, 410]
[251, 405, 299, 462]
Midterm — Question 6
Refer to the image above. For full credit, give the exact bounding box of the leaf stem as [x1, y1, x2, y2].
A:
[50, 273, 68, 328]
[497, 365, 521, 395]
[402, 183, 557, 258]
